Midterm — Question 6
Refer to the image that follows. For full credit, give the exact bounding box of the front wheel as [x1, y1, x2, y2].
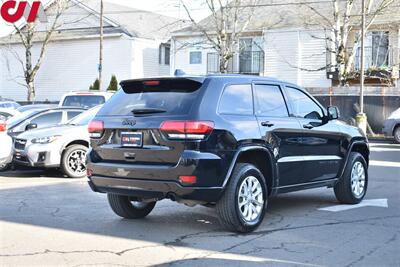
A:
[216, 163, 267, 233]
[61, 144, 88, 178]
[334, 152, 368, 204]
[107, 194, 156, 219]
[394, 126, 400, 144]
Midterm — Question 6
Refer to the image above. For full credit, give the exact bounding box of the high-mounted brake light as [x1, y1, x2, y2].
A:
[88, 120, 104, 138]
[0, 121, 6, 132]
[160, 121, 214, 140]
[143, 80, 160, 86]
[76, 92, 94, 95]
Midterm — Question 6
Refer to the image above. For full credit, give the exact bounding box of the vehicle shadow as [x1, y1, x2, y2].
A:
[0, 168, 68, 179]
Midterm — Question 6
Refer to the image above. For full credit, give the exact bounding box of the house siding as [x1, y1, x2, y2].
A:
[0, 36, 132, 101]
[264, 29, 331, 88]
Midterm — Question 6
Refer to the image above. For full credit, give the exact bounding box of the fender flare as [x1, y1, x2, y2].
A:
[338, 140, 369, 179]
[221, 145, 277, 190]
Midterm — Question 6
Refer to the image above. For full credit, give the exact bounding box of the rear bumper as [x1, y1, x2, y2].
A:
[88, 176, 223, 202]
[87, 149, 232, 202]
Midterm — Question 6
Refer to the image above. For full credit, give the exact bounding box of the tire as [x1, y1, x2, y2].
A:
[0, 163, 10, 172]
[61, 144, 88, 178]
[334, 152, 368, 204]
[394, 126, 400, 144]
[216, 163, 268, 233]
[107, 193, 156, 219]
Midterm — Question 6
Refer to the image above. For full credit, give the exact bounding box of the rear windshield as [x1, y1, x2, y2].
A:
[97, 79, 203, 116]
[62, 95, 105, 108]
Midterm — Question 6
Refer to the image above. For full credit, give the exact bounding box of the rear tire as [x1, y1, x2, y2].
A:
[216, 163, 267, 233]
[334, 152, 368, 204]
[107, 194, 156, 219]
[0, 163, 10, 172]
[61, 144, 88, 178]
[394, 126, 400, 144]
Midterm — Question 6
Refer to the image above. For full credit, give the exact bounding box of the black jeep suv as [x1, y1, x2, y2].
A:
[87, 75, 369, 232]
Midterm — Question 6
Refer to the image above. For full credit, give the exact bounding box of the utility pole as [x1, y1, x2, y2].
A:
[98, 0, 104, 91]
[356, 0, 367, 134]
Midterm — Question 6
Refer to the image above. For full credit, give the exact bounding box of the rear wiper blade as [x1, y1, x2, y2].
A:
[131, 108, 167, 115]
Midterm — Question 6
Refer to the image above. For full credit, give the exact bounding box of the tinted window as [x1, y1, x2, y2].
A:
[62, 95, 105, 108]
[285, 87, 323, 119]
[31, 112, 63, 127]
[254, 84, 288, 117]
[67, 111, 82, 120]
[98, 79, 202, 116]
[219, 84, 253, 115]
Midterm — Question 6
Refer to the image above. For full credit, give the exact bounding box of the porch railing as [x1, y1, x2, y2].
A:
[207, 51, 265, 75]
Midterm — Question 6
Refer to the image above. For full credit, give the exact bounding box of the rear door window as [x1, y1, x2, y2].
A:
[254, 84, 288, 117]
[219, 84, 253, 115]
[97, 79, 203, 116]
[67, 111, 83, 120]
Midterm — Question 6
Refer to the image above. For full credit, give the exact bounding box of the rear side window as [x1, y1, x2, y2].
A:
[219, 84, 253, 115]
[254, 84, 288, 117]
[62, 95, 105, 108]
[97, 79, 203, 116]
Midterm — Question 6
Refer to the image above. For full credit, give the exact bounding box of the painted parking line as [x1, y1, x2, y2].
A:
[318, 199, 388, 212]
[370, 160, 400, 168]
[370, 147, 400, 152]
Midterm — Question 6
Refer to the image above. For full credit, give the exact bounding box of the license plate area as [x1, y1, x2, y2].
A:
[121, 132, 143, 148]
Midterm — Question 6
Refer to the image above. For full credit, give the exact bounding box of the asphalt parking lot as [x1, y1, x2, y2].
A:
[1, 142, 399, 267]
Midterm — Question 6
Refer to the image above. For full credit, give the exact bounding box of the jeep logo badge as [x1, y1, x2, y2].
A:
[122, 119, 136, 126]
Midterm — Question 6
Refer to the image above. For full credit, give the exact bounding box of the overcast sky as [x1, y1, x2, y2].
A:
[0, 0, 209, 37]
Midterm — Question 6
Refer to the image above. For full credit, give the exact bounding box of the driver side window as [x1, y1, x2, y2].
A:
[285, 87, 323, 120]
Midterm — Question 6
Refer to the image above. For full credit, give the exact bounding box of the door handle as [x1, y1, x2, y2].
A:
[303, 123, 314, 129]
[261, 121, 274, 127]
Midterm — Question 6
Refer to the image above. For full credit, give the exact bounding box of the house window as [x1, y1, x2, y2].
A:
[355, 31, 389, 70]
[190, 51, 202, 64]
[159, 44, 170, 65]
[164, 46, 170, 65]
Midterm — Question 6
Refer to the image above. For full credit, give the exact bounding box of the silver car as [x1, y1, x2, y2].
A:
[13, 106, 101, 178]
[383, 108, 400, 143]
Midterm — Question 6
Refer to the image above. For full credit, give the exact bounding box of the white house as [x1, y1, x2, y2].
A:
[0, 0, 187, 102]
[171, 1, 400, 88]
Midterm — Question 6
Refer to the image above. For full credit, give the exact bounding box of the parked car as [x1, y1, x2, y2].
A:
[0, 120, 13, 171]
[6, 107, 85, 137]
[17, 104, 56, 113]
[59, 91, 113, 109]
[14, 106, 102, 177]
[0, 101, 21, 110]
[86, 75, 369, 233]
[383, 107, 400, 143]
[0, 108, 21, 121]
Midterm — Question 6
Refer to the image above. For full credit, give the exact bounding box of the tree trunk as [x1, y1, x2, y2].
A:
[27, 81, 35, 102]
[219, 55, 229, 73]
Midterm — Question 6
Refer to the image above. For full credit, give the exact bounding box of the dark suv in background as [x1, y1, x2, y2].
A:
[87, 75, 369, 233]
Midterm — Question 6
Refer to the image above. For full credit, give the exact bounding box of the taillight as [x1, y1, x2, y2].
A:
[88, 120, 104, 138]
[0, 121, 6, 132]
[160, 121, 214, 140]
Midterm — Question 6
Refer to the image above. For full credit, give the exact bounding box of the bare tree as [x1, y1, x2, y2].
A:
[180, 0, 260, 73]
[2, 0, 73, 101]
[303, 0, 395, 84]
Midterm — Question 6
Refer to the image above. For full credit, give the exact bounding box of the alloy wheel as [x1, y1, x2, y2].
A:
[238, 176, 264, 222]
[351, 161, 366, 198]
[67, 149, 86, 176]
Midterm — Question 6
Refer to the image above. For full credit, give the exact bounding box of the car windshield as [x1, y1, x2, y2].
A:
[6, 109, 41, 128]
[67, 106, 102, 126]
[62, 95, 105, 108]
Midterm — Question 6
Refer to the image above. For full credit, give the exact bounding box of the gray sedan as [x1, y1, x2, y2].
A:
[383, 108, 400, 143]
[13, 106, 102, 178]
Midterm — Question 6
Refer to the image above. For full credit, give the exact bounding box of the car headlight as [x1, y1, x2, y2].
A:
[31, 135, 61, 144]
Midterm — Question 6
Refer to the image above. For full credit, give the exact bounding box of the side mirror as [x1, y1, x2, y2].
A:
[327, 106, 340, 120]
[25, 123, 38, 131]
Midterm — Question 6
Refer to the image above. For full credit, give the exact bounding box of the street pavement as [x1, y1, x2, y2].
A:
[0, 142, 399, 267]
